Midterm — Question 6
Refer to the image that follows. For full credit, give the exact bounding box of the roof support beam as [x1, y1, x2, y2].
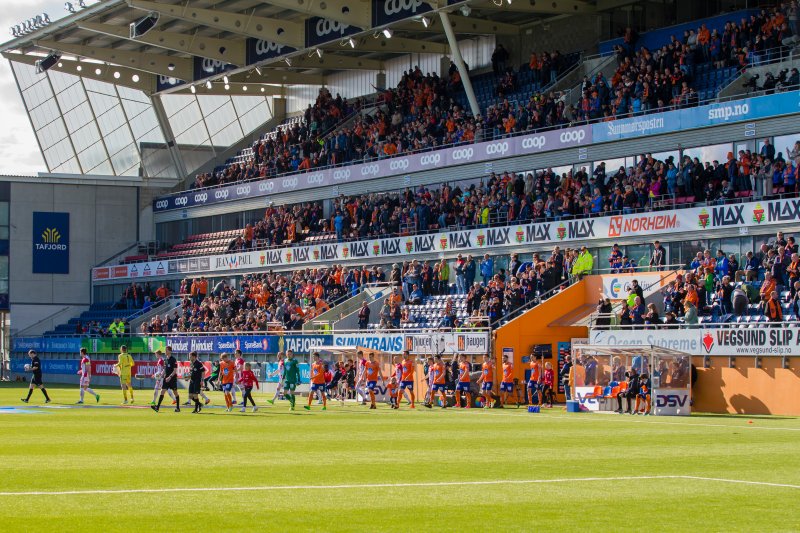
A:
[78, 21, 244, 65]
[179, 82, 285, 97]
[327, 36, 448, 54]
[33, 40, 193, 81]
[241, 70, 325, 85]
[474, 0, 594, 14]
[268, 53, 382, 70]
[126, 0, 305, 49]
[3, 52, 156, 94]
[396, 13, 518, 34]
[262, 0, 371, 28]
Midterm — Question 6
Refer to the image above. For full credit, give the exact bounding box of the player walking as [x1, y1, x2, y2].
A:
[267, 351, 285, 405]
[219, 353, 236, 412]
[187, 351, 206, 414]
[233, 349, 245, 406]
[365, 352, 384, 410]
[500, 354, 517, 407]
[427, 355, 447, 409]
[151, 350, 179, 406]
[21, 350, 51, 404]
[115, 345, 135, 404]
[240, 362, 260, 413]
[304, 352, 327, 411]
[455, 354, 472, 408]
[151, 347, 180, 413]
[76, 348, 99, 404]
[527, 358, 542, 406]
[283, 350, 301, 410]
[387, 376, 399, 409]
[477, 354, 494, 409]
[541, 362, 555, 408]
[354, 350, 368, 405]
[399, 351, 416, 408]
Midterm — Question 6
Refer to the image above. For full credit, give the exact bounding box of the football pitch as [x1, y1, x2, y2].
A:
[0, 383, 798, 532]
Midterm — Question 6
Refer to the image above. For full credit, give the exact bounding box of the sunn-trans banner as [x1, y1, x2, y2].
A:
[590, 327, 800, 356]
[97, 197, 800, 282]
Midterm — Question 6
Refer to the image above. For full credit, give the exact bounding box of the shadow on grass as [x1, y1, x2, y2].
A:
[691, 412, 797, 421]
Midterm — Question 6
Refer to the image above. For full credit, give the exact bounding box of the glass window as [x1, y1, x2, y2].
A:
[625, 244, 651, 269]
[679, 239, 707, 267]
[774, 133, 800, 163]
[683, 142, 733, 166]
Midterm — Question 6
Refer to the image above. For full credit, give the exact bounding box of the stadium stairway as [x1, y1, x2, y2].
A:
[45, 303, 137, 336]
[717, 47, 800, 100]
[126, 295, 187, 332]
[304, 283, 393, 331]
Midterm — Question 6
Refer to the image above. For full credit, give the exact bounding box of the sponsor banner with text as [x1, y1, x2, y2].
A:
[81, 336, 166, 354]
[12, 337, 82, 353]
[589, 327, 800, 356]
[106, 198, 799, 282]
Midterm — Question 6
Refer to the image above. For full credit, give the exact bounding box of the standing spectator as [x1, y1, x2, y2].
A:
[454, 255, 466, 294]
[760, 138, 776, 161]
[357, 301, 370, 330]
[480, 253, 494, 286]
[464, 255, 477, 288]
[765, 291, 783, 323]
[650, 240, 666, 271]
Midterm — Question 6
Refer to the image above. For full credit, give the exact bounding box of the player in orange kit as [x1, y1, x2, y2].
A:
[455, 354, 472, 408]
[400, 350, 416, 408]
[527, 357, 542, 406]
[477, 354, 495, 409]
[500, 354, 517, 407]
[305, 352, 328, 411]
[219, 353, 236, 412]
[364, 352, 384, 410]
[425, 355, 448, 409]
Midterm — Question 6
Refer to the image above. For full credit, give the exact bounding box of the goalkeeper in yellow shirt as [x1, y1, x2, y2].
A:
[115, 345, 136, 404]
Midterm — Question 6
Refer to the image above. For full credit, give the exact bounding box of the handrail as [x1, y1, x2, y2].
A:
[489, 277, 572, 328]
[14, 306, 74, 337]
[716, 44, 800, 95]
[15, 327, 492, 340]
[589, 320, 797, 330]
[164, 189, 800, 262]
[157, 77, 800, 202]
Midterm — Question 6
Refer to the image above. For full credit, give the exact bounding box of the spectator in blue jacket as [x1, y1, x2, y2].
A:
[480, 254, 494, 286]
[464, 255, 477, 287]
[714, 250, 729, 279]
[630, 296, 646, 325]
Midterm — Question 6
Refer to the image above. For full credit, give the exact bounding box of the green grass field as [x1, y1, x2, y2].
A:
[1, 382, 798, 532]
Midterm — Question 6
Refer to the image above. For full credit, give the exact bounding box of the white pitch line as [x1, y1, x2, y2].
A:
[455, 409, 800, 432]
[681, 476, 800, 490]
[1, 475, 798, 497]
[0, 476, 678, 497]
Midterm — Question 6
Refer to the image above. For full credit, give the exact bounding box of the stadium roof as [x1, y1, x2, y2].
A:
[0, 0, 596, 96]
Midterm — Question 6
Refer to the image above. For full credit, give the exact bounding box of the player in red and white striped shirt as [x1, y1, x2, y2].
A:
[76, 348, 99, 404]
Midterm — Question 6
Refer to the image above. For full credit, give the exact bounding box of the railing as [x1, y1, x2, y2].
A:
[14, 306, 74, 337]
[589, 319, 799, 330]
[490, 277, 572, 329]
[157, 189, 800, 263]
[716, 44, 800, 96]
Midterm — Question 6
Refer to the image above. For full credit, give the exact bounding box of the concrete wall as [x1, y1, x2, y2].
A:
[10, 182, 139, 333]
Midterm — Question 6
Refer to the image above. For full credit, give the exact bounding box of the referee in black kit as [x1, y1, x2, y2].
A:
[21, 350, 51, 404]
[188, 351, 205, 414]
[152, 346, 180, 413]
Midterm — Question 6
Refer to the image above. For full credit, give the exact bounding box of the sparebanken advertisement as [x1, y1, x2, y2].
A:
[590, 327, 800, 357]
[99, 197, 800, 282]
